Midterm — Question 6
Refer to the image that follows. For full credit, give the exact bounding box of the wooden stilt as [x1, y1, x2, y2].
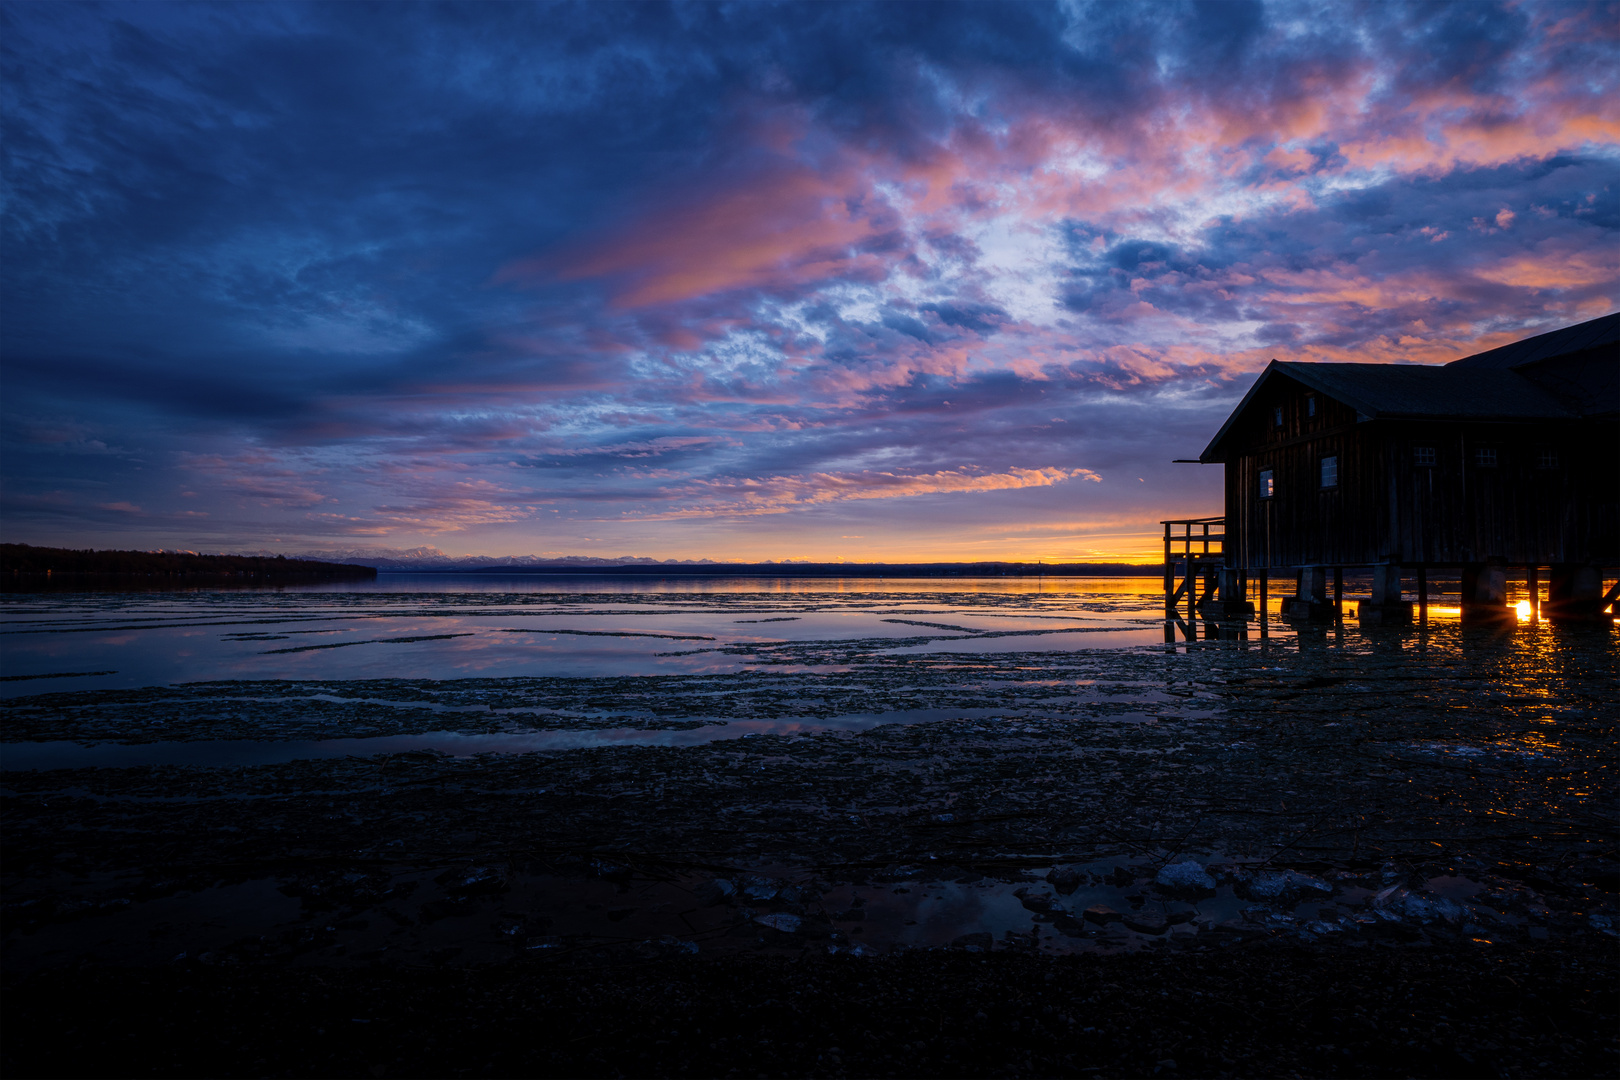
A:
[1162, 523, 1172, 615]
[1528, 566, 1539, 620]
[1333, 567, 1343, 619]
[1417, 567, 1428, 621]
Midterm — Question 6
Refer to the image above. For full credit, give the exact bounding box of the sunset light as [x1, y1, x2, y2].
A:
[3, 6, 1617, 1078]
[2, 2, 1616, 563]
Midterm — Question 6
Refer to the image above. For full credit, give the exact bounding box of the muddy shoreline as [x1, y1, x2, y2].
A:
[4, 602, 1617, 1076]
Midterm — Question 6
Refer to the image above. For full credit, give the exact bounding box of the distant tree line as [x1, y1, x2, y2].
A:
[1, 544, 376, 579]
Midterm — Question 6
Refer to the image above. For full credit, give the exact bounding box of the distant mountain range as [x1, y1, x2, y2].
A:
[227, 546, 756, 571]
[218, 546, 1156, 574]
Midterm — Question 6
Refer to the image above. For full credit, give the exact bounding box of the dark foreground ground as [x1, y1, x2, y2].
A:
[5, 941, 1616, 1079]
[4, 609, 1618, 1077]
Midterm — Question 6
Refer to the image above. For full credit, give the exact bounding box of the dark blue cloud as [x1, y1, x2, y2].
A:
[1, 0, 1614, 557]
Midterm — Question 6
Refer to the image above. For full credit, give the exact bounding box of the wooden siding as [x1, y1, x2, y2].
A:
[1222, 373, 1618, 568]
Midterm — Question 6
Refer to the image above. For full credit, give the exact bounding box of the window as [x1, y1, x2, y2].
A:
[1474, 448, 1497, 467]
[1538, 448, 1559, 468]
[1320, 455, 1339, 488]
[1414, 446, 1436, 467]
[1259, 468, 1274, 499]
[1272, 406, 1283, 428]
[1306, 394, 1316, 418]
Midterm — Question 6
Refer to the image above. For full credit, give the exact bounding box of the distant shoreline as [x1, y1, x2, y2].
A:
[0, 544, 376, 585]
[376, 562, 1162, 578]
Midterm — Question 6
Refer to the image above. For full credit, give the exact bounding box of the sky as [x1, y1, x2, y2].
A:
[2, 1, 1616, 563]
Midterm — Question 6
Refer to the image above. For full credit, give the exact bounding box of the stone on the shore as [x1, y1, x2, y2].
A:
[1235, 869, 1332, 902]
[1373, 885, 1465, 924]
[1155, 861, 1215, 893]
[1047, 867, 1084, 895]
[1124, 912, 1168, 935]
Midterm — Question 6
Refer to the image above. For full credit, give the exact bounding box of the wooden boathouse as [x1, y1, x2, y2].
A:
[1167, 312, 1619, 622]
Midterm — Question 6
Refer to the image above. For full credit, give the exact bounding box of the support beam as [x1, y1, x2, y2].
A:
[1162, 524, 1173, 612]
[1258, 572, 1268, 638]
[1360, 562, 1413, 625]
[1281, 566, 1335, 621]
[1547, 563, 1605, 620]
[1197, 567, 1256, 618]
[1461, 560, 1510, 622]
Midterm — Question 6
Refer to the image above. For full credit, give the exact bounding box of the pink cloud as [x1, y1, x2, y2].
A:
[621, 465, 1097, 521]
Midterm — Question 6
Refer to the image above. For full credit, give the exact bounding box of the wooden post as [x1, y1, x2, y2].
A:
[1528, 566, 1539, 620]
[1257, 569, 1270, 637]
[1462, 561, 1508, 620]
[1184, 523, 1194, 621]
[1548, 563, 1603, 619]
[1163, 522, 1172, 614]
[1333, 567, 1343, 619]
[1417, 567, 1427, 620]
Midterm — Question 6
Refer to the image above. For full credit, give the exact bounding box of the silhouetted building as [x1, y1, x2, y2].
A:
[1192, 313, 1617, 620]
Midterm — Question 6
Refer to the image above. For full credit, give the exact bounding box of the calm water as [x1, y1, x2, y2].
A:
[0, 573, 1602, 765]
[0, 575, 1180, 695]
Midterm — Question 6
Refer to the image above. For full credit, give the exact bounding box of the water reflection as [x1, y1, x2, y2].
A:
[0, 577, 1191, 693]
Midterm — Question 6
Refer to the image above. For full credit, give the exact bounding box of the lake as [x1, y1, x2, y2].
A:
[2, 574, 1614, 977]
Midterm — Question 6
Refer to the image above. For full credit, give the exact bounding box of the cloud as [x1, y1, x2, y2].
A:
[0, 1, 1615, 556]
[625, 465, 1097, 520]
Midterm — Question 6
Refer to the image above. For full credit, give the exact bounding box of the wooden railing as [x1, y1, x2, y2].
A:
[1161, 516, 1225, 614]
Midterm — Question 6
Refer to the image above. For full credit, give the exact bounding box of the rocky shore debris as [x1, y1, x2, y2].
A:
[1154, 861, 1216, 894]
[1232, 868, 1332, 903]
[1047, 866, 1084, 894]
[1372, 884, 1466, 925]
[1083, 904, 1124, 925]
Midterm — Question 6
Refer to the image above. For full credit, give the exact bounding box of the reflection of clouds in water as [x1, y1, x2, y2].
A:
[1, 577, 1608, 702]
[0, 579, 1184, 690]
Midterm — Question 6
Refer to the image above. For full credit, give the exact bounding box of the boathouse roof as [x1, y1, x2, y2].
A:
[1199, 312, 1619, 462]
[1446, 311, 1619, 370]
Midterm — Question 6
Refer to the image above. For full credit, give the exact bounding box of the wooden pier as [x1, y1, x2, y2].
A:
[1161, 516, 1254, 619]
